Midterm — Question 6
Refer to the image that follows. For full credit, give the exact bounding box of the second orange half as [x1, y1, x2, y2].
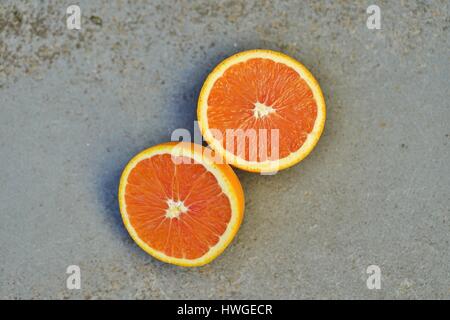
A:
[198, 49, 326, 173]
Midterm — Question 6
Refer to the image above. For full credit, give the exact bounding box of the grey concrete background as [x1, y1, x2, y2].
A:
[0, 0, 449, 299]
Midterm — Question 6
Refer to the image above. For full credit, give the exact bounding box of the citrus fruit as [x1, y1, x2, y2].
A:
[198, 49, 326, 172]
[118, 142, 244, 267]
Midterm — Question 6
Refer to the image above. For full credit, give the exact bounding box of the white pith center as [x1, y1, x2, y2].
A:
[165, 199, 188, 219]
[253, 102, 275, 119]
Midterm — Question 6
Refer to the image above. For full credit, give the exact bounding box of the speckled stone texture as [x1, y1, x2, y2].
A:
[0, 0, 449, 299]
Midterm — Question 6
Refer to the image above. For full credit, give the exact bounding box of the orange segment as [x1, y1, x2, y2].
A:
[198, 49, 326, 172]
[118, 142, 244, 267]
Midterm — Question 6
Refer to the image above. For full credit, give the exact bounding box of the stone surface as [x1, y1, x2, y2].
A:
[0, 0, 449, 299]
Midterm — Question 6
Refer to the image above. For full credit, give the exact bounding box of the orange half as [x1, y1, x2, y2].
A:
[118, 142, 244, 267]
[198, 49, 326, 172]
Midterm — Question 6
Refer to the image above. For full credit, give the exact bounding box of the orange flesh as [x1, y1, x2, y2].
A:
[207, 58, 318, 161]
[125, 154, 232, 259]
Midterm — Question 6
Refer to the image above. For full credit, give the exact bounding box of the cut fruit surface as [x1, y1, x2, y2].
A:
[118, 142, 244, 267]
[198, 49, 326, 172]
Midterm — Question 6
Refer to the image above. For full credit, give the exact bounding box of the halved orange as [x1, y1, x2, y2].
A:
[198, 49, 326, 172]
[118, 142, 244, 267]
